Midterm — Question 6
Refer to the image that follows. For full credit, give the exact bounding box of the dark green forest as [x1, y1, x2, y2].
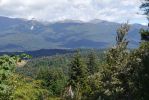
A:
[0, 1, 149, 100]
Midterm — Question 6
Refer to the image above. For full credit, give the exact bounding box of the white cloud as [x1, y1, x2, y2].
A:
[0, 0, 147, 24]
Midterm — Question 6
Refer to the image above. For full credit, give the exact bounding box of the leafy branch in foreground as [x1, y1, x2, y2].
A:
[0, 55, 16, 100]
[0, 54, 32, 100]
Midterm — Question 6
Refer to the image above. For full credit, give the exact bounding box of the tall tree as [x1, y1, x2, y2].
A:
[69, 52, 88, 100]
[87, 51, 98, 75]
[139, 1, 149, 99]
[132, 41, 149, 100]
[99, 23, 135, 100]
[131, 2, 149, 98]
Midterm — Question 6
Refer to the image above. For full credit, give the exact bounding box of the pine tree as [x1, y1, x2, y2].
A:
[87, 51, 98, 75]
[69, 51, 88, 100]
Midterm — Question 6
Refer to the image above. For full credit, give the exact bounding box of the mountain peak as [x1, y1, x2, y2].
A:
[89, 19, 107, 23]
[0, 16, 147, 52]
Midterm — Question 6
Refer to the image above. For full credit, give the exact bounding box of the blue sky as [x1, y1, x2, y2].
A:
[0, 0, 148, 25]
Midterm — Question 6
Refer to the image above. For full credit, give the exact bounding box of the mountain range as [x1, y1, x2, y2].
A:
[0, 16, 147, 52]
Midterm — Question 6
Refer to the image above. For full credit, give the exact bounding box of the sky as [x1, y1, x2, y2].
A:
[0, 0, 148, 25]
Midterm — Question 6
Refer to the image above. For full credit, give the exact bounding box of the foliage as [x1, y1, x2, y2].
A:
[16, 50, 104, 77]
[0, 55, 16, 100]
[68, 52, 88, 100]
[131, 40, 149, 100]
[139, 2, 149, 99]
[140, 29, 149, 41]
[99, 23, 136, 99]
[140, 0, 149, 16]
[1, 1, 149, 99]
[98, 22, 149, 100]
[11, 74, 50, 100]
[87, 51, 99, 75]
[36, 67, 68, 96]
[16, 54, 72, 77]
[1, 2, 149, 99]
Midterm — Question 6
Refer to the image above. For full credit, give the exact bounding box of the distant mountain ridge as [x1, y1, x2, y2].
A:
[0, 49, 75, 57]
[0, 16, 147, 52]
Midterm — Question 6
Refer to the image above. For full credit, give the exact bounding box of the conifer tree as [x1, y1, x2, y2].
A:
[87, 51, 98, 75]
[100, 23, 133, 99]
[131, 2, 149, 99]
[69, 51, 88, 100]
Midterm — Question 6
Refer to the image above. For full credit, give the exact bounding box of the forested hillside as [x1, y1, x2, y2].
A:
[0, 49, 75, 57]
[0, 1, 149, 100]
[1, 22, 149, 99]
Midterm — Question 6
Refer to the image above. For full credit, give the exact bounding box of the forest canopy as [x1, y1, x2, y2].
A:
[0, 1, 149, 100]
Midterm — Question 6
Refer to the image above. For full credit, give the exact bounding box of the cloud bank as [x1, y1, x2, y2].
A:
[0, 0, 147, 24]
